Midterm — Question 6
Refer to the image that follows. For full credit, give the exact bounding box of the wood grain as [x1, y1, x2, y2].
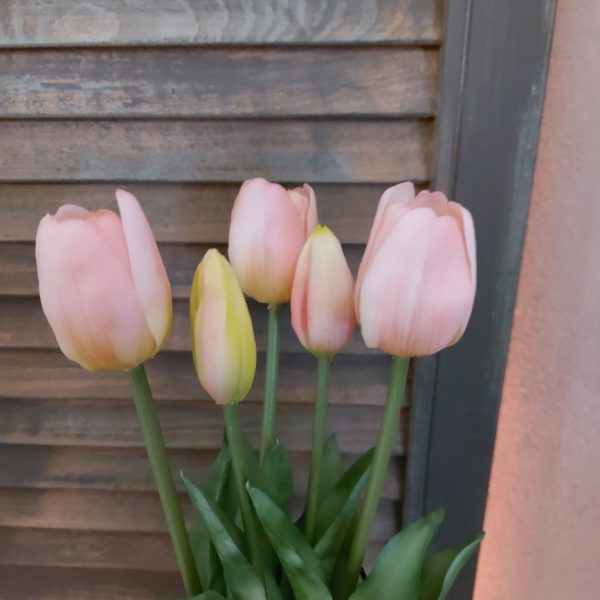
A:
[0, 242, 366, 298]
[0, 397, 405, 453]
[0, 0, 443, 47]
[0, 566, 185, 600]
[0, 48, 437, 118]
[0, 183, 399, 244]
[0, 444, 403, 499]
[0, 120, 432, 183]
[0, 295, 375, 355]
[0, 349, 389, 406]
[0, 488, 398, 540]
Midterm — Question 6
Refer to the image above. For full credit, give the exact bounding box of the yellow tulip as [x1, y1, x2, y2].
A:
[190, 249, 256, 405]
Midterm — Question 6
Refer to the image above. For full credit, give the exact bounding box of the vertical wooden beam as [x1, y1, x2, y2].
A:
[404, 0, 557, 598]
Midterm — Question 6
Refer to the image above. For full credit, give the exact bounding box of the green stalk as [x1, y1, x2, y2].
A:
[304, 355, 331, 542]
[127, 364, 201, 597]
[341, 356, 410, 598]
[259, 303, 280, 465]
[223, 403, 264, 578]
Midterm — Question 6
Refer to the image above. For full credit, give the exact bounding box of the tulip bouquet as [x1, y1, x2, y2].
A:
[35, 179, 481, 600]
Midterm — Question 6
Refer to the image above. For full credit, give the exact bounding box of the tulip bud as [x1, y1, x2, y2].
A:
[356, 183, 476, 357]
[35, 190, 172, 371]
[291, 226, 356, 356]
[190, 249, 256, 405]
[228, 178, 319, 304]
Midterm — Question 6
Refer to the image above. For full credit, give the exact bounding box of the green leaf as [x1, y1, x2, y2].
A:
[315, 448, 373, 539]
[314, 462, 371, 582]
[349, 508, 445, 600]
[189, 593, 228, 600]
[182, 474, 267, 600]
[188, 446, 232, 590]
[254, 439, 293, 513]
[247, 484, 332, 600]
[319, 434, 344, 498]
[420, 533, 484, 600]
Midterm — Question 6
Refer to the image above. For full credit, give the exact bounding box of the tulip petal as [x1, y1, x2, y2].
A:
[116, 189, 172, 349]
[448, 202, 477, 288]
[289, 183, 319, 237]
[192, 250, 256, 405]
[355, 182, 415, 315]
[359, 208, 437, 356]
[36, 212, 156, 370]
[229, 178, 306, 304]
[292, 226, 355, 355]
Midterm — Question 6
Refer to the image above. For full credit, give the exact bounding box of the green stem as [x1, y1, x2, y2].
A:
[127, 364, 201, 598]
[304, 355, 331, 542]
[341, 356, 410, 598]
[223, 403, 264, 578]
[260, 303, 280, 465]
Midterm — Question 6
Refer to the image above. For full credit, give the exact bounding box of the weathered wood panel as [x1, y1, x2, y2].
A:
[0, 0, 443, 47]
[0, 349, 388, 406]
[0, 183, 403, 244]
[0, 120, 432, 183]
[0, 242, 365, 298]
[0, 48, 437, 118]
[0, 566, 184, 600]
[0, 295, 375, 355]
[0, 444, 403, 499]
[0, 397, 405, 452]
[0, 488, 397, 539]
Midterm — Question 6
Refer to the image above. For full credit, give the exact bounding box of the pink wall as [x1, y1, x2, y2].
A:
[473, 0, 600, 598]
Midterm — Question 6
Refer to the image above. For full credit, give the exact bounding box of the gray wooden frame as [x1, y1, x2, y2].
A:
[403, 0, 557, 598]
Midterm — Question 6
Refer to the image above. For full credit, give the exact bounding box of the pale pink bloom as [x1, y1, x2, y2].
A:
[228, 178, 319, 304]
[35, 190, 172, 371]
[291, 226, 356, 356]
[356, 183, 476, 357]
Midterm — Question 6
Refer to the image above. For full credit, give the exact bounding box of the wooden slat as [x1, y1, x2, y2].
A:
[0, 397, 405, 453]
[0, 566, 184, 600]
[0, 1, 443, 47]
[0, 242, 365, 298]
[0, 349, 388, 406]
[0, 120, 432, 183]
[0, 444, 403, 499]
[0, 488, 398, 540]
[0, 295, 374, 355]
[0, 48, 437, 118]
[0, 183, 392, 244]
[0, 521, 392, 570]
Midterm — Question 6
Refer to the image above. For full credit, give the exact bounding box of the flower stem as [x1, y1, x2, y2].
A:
[223, 403, 264, 578]
[342, 355, 410, 598]
[260, 303, 280, 465]
[127, 364, 201, 598]
[304, 355, 331, 542]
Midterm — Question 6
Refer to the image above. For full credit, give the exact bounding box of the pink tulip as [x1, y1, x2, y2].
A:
[356, 182, 476, 357]
[36, 190, 172, 371]
[228, 178, 319, 304]
[291, 226, 356, 356]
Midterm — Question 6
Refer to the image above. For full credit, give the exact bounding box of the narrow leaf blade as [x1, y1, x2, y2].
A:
[349, 508, 445, 600]
[182, 474, 266, 600]
[247, 484, 332, 600]
[420, 533, 484, 600]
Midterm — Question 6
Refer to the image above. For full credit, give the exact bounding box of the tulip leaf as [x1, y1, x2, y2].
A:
[314, 461, 371, 582]
[188, 446, 232, 590]
[189, 593, 228, 600]
[315, 448, 374, 540]
[319, 434, 345, 498]
[247, 484, 332, 600]
[182, 474, 266, 600]
[349, 508, 445, 600]
[254, 438, 293, 513]
[420, 533, 484, 600]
